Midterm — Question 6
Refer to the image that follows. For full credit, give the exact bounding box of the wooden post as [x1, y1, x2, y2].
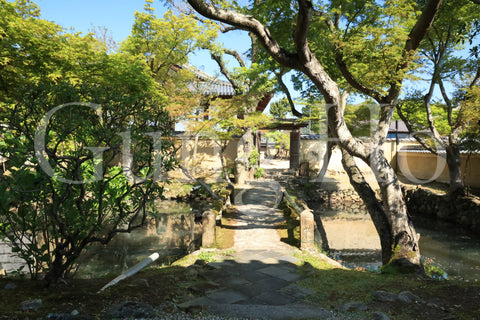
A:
[290, 130, 300, 169]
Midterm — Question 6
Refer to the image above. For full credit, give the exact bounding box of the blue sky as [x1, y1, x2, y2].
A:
[34, 0, 470, 110]
[36, 0, 253, 83]
[37, 0, 156, 42]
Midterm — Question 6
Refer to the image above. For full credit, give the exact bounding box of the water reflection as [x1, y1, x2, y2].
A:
[415, 218, 480, 281]
[74, 200, 204, 278]
[316, 208, 480, 281]
[0, 200, 205, 278]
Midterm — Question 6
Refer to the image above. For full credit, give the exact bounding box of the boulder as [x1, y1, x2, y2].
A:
[398, 291, 422, 303]
[338, 302, 368, 312]
[372, 311, 391, 320]
[20, 298, 42, 311]
[372, 290, 398, 302]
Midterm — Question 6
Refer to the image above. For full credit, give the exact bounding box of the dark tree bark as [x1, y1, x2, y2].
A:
[340, 148, 393, 265]
[445, 143, 464, 197]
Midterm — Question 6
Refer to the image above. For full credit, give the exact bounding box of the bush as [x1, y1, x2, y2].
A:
[254, 167, 265, 178]
[0, 4, 175, 285]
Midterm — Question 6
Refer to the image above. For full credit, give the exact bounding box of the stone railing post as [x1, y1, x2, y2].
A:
[202, 209, 216, 247]
[300, 209, 315, 251]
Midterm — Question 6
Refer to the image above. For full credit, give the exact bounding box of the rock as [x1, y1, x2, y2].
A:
[71, 310, 79, 316]
[194, 259, 207, 267]
[20, 298, 42, 311]
[5, 283, 17, 290]
[157, 301, 179, 314]
[104, 301, 156, 319]
[372, 290, 398, 302]
[186, 268, 199, 278]
[0, 268, 5, 276]
[338, 302, 368, 312]
[372, 311, 391, 320]
[398, 291, 422, 303]
[45, 313, 94, 320]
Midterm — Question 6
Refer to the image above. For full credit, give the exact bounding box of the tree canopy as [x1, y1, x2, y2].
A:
[0, 0, 195, 284]
[182, 0, 445, 274]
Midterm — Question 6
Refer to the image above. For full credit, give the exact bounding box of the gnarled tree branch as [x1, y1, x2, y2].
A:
[224, 49, 246, 67]
[274, 69, 304, 118]
[387, 0, 442, 102]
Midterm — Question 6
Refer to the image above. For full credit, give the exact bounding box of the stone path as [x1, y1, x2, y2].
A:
[180, 180, 337, 319]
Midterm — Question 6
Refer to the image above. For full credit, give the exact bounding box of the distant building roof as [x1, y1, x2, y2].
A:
[301, 134, 327, 140]
[176, 64, 273, 112]
[261, 119, 308, 130]
[183, 65, 236, 97]
[389, 120, 409, 133]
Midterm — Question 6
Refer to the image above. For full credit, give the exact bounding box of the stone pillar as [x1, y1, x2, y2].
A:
[290, 130, 300, 169]
[202, 210, 216, 248]
[300, 210, 315, 251]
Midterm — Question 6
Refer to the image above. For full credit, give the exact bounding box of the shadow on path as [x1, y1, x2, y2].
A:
[179, 181, 336, 319]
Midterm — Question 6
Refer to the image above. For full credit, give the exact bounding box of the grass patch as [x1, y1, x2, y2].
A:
[0, 265, 193, 319]
[294, 251, 480, 319]
[296, 251, 415, 305]
[198, 251, 217, 263]
[276, 201, 300, 248]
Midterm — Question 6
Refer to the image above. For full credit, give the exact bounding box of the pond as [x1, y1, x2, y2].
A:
[0, 199, 206, 278]
[318, 208, 480, 281]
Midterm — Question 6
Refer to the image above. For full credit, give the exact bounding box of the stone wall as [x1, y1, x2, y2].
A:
[0, 241, 26, 275]
[316, 189, 367, 215]
[304, 182, 480, 234]
[302, 186, 368, 216]
[168, 135, 241, 182]
[405, 188, 480, 233]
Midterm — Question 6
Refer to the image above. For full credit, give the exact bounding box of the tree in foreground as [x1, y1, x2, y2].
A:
[0, 0, 175, 285]
[397, 0, 480, 196]
[182, 0, 445, 273]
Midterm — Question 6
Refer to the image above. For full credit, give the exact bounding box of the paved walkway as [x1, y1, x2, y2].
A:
[180, 181, 337, 319]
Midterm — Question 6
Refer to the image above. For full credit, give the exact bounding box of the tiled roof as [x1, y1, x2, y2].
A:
[399, 145, 480, 154]
[301, 134, 327, 140]
[188, 81, 236, 97]
[184, 65, 236, 97]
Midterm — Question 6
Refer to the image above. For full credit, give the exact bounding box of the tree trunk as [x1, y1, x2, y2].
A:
[340, 148, 393, 265]
[235, 128, 253, 185]
[184, 0, 435, 274]
[219, 145, 234, 187]
[369, 147, 422, 273]
[445, 143, 465, 197]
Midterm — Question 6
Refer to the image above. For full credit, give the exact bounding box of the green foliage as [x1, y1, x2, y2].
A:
[0, 0, 176, 284]
[248, 149, 260, 166]
[252, 0, 423, 99]
[299, 100, 326, 134]
[121, 3, 217, 80]
[121, 2, 218, 122]
[344, 101, 380, 137]
[265, 130, 289, 149]
[186, 95, 271, 142]
[269, 97, 291, 119]
[398, 0, 480, 156]
[254, 167, 264, 178]
[198, 251, 217, 263]
[398, 93, 452, 135]
[424, 264, 447, 280]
